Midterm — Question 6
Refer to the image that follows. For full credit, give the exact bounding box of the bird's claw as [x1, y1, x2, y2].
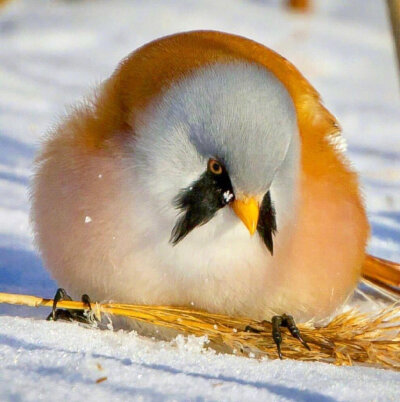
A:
[245, 314, 310, 359]
[271, 314, 310, 359]
[47, 288, 98, 326]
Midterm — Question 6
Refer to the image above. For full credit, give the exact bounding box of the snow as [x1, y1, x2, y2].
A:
[0, 0, 399, 400]
[2, 316, 400, 401]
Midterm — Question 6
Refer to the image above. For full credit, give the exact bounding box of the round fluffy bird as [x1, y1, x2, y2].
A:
[31, 31, 371, 341]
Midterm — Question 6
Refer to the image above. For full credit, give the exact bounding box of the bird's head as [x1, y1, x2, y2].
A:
[132, 62, 300, 255]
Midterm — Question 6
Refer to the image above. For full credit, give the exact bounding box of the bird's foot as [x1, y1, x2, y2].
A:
[47, 288, 98, 326]
[246, 314, 310, 359]
[271, 314, 310, 359]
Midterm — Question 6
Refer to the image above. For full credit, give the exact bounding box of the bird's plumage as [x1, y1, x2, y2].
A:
[31, 31, 370, 328]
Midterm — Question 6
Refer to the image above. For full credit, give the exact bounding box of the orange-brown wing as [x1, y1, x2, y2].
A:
[362, 254, 400, 295]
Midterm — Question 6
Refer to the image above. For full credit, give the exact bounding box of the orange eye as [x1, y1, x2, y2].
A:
[208, 159, 223, 175]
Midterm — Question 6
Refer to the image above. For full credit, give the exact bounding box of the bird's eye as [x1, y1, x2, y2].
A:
[208, 159, 223, 175]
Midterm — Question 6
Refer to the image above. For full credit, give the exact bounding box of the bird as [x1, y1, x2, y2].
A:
[31, 31, 400, 353]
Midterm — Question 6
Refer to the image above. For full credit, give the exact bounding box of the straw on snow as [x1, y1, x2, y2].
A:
[0, 291, 399, 371]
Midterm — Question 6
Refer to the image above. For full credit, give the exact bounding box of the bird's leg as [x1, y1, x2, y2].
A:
[47, 288, 72, 321]
[272, 314, 310, 359]
[245, 314, 310, 359]
[47, 288, 97, 325]
[271, 315, 284, 359]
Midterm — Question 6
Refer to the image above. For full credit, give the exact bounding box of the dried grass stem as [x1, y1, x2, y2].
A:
[1, 292, 399, 371]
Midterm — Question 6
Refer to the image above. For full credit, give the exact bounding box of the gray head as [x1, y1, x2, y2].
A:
[132, 62, 300, 253]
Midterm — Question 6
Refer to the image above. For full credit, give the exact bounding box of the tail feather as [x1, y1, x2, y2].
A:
[362, 254, 400, 297]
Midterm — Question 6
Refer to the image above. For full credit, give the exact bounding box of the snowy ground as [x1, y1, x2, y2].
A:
[0, 0, 400, 400]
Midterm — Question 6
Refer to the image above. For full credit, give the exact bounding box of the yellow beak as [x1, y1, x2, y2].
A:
[231, 197, 259, 235]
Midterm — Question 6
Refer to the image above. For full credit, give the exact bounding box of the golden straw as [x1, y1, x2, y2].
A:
[1, 291, 399, 371]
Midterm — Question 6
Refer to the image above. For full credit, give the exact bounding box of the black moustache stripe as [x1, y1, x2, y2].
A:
[170, 169, 234, 245]
[257, 191, 277, 255]
[171, 170, 277, 254]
